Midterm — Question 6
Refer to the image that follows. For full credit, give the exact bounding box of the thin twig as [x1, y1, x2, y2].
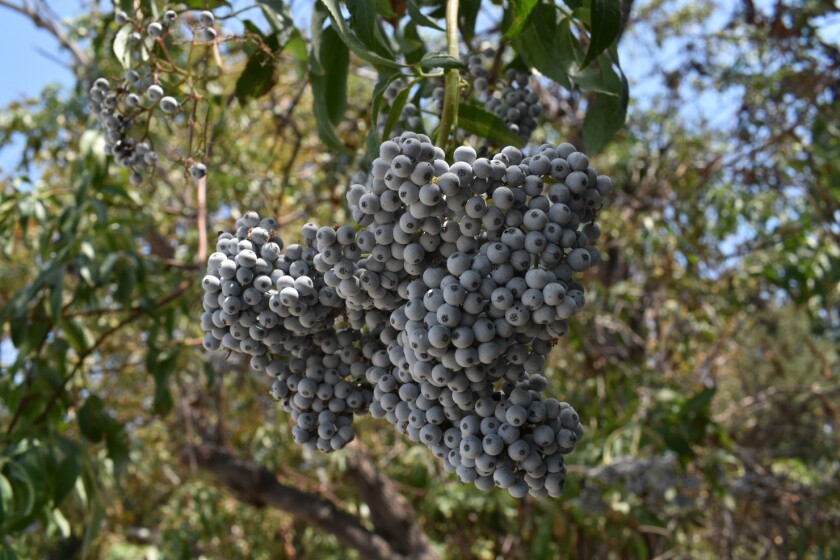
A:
[436, 0, 461, 148]
[197, 175, 208, 266]
[15, 280, 192, 432]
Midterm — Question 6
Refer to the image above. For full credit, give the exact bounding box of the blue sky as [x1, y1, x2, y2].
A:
[0, 4, 76, 106]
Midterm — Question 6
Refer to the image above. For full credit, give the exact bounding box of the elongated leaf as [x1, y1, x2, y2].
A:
[53, 445, 81, 506]
[457, 103, 525, 147]
[582, 69, 628, 153]
[408, 0, 444, 30]
[418, 51, 464, 70]
[258, 1, 297, 46]
[310, 26, 352, 154]
[504, 0, 539, 40]
[183, 0, 231, 7]
[582, 0, 621, 68]
[113, 24, 133, 69]
[104, 421, 130, 474]
[151, 352, 178, 416]
[345, 0, 394, 58]
[382, 87, 411, 141]
[366, 72, 405, 159]
[309, 4, 329, 73]
[320, 0, 402, 68]
[312, 26, 349, 125]
[235, 33, 280, 103]
[81, 500, 105, 559]
[397, 21, 425, 65]
[63, 319, 93, 354]
[78, 396, 105, 443]
[0, 472, 12, 526]
[458, 0, 481, 43]
[572, 51, 622, 95]
[510, 5, 572, 88]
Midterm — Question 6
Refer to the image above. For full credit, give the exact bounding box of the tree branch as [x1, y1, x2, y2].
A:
[345, 444, 438, 560]
[188, 443, 429, 560]
[0, 0, 91, 71]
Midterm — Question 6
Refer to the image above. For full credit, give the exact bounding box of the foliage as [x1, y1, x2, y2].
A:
[0, 0, 838, 558]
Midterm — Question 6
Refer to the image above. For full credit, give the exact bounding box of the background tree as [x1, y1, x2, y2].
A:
[1, 0, 838, 559]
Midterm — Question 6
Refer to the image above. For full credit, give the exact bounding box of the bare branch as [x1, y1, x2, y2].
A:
[345, 444, 439, 560]
[197, 176, 208, 266]
[188, 443, 422, 560]
[0, 0, 91, 71]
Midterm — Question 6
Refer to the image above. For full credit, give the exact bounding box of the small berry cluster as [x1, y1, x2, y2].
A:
[377, 79, 422, 137]
[88, 8, 221, 183]
[433, 48, 544, 142]
[201, 132, 612, 498]
[484, 69, 543, 141]
[114, 8, 179, 45]
[87, 76, 172, 184]
[195, 10, 217, 42]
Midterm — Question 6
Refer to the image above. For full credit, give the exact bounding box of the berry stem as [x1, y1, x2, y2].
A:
[436, 0, 460, 149]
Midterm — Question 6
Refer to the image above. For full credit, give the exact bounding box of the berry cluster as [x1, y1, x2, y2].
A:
[87, 76, 171, 185]
[484, 69, 543, 141]
[200, 132, 612, 498]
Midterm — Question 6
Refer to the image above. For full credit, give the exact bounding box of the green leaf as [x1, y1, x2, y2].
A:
[397, 21, 425, 65]
[151, 352, 178, 416]
[345, 0, 395, 58]
[310, 25, 351, 153]
[366, 72, 404, 159]
[53, 442, 81, 506]
[78, 396, 106, 443]
[309, 4, 329, 73]
[235, 33, 280, 103]
[458, 0, 481, 43]
[582, 0, 621, 68]
[510, 5, 572, 88]
[682, 387, 717, 415]
[572, 51, 622, 95]
[51, 508, 71, 537]
[313, 25, 349, 125]
[457, 103, 525, 147]
[113, 24, 133, 69]
[258, 1, 297, 46]
[0, 472, 13, 525]
[104, 422, 130, 474]
[417, 51, 465, 70]
[0, 544, 19, 560]
[582, 69, 628, 153]
[375, 0, 396, 17]
[81, 500, 106, 559]
[62, 319, 92, 354]
[182, 0, 231, 7]
[382, 87, 411, 141]
[319, 0, 402, 68]
[407, 0, 444, 30]
[283, 32, 309, 77]
[504, 0, 540, 40]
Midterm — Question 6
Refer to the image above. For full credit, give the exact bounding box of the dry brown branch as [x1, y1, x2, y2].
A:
[188, 443, 437, 560]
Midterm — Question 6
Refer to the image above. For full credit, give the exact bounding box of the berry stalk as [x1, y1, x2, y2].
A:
[436, 0, 461, 149]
